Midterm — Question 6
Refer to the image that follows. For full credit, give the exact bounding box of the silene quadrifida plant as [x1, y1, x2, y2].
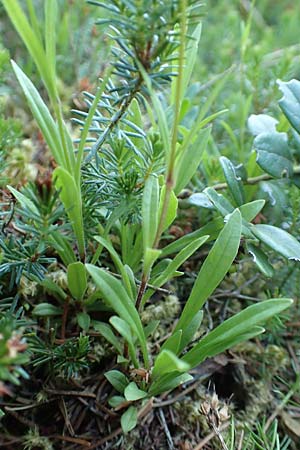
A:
[1, 0, 299, 434]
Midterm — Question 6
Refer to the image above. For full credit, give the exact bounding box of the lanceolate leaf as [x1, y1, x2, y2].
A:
[182, 298, 292, 368]
[67, 262, 87, 300]
[220, 156, 245, 206]
[247, 243, 274, 278]
[53, 167, 85, 258]
[2, 0, 55, 97]
[86, 265, 149, 368]
[151, 235, 209, 288]
[149, 372, 193, 397]
[175, 126, 211, 194]
[252, 224, 300, 261]
[92, 321, 122, 353]
[11, 61, 63, 166]
[94, 235, 133, 298]
[175, 209, 242, 333]
[142, 175, 159, 250]
[158, 186, 178, 232]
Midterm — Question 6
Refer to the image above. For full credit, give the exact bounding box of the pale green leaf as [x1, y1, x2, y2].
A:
[124, 382, 147, 401]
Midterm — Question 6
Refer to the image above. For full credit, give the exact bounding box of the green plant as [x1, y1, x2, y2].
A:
[1, 0, 298, 436]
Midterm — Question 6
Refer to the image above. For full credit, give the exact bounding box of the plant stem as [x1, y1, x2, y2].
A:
[212, 166, 300, 191]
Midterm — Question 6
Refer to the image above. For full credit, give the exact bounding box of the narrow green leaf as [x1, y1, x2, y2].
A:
[183, 298, 292, 368]
[158, 186, 178, 232]
[175, 209, 242, 333]
[121, 406, 138, 433]
[94, 236, 133, 299]
[175, 127, 211, 194]
[160, 218, 224, 257]
[179, 310, 203, 352]
[105, 370, 128, 394]
[92, 321, 122, 353]
[149, 372, 193, 397]
[247, 243, 274, 278]
[160, 330, 182, 354]
[86, 265, 149, 368]
[7, 185, 39, 217]
[151, 235, 209, 288]
[49, 231, 77, 266]
[143, 248, 162, 276]
[124, 382, 147, 401]
[142, 175, 159, 250]
[110, 316, 138, 368]
[45, 0, 57, 82]
[40, 277, 67, 301]
[220, 156, 245, 206]
[67, 262, 87, 300]
[204, 187, 234, 216]
[252, 224, 300, 261]
[2, 0, 55, 97]
[53, 167, 85, 258]
[11, 61, 63, 166]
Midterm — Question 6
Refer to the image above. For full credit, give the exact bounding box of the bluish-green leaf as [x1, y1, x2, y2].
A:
[254, 132, 293, 178]
[248, 114, 278, 136]
[220, 156, 245, 206]
[252, 224, 300, 261]
[278, 78, 300, 134]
